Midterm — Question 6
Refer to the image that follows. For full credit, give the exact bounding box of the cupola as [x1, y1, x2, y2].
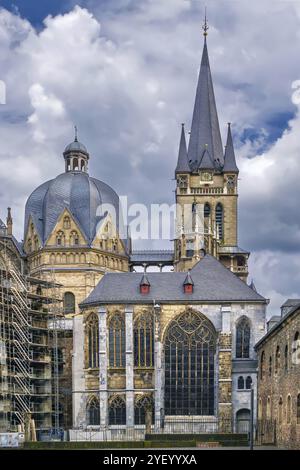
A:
[63, 126, 89, 173]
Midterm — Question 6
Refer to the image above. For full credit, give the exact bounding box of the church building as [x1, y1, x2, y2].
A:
[0, 22, 269, 439]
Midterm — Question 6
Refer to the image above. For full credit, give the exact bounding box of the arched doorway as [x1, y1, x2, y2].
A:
[164, 310, 217, 416]
[236, 408, 250, 434]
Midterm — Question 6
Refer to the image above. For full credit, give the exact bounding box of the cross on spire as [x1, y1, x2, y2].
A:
[202, 7, 209, 38]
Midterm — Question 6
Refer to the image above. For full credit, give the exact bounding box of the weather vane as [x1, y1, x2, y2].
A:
[202, 7, 209, 37]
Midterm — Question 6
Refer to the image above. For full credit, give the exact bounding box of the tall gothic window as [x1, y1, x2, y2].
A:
[87, 397, 100, 425]
[164, 310, 216, 416]
[292, 331, 300, 364]
[236, 316, 250, 358]
[108, 395, 126, 425]
[134, 395, 154, 425]
[297, 394, 300, 424]
[63, 291, 75, 314]
[284, 345, 288, 371]
[215, 203, 223, 241]
[204, 203, 211, 234]
[287, 395, 292, 424]
[109, 313, 125, 367]
[275, 346, 281, 374]
[134, 313, 154, 368]
[86, 313, 99, 368]
[278, 397, 283, 425]
[260, 351, 266, 379]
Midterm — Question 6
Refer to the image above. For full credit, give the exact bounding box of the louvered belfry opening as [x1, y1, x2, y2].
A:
[164, 310, 217, 416]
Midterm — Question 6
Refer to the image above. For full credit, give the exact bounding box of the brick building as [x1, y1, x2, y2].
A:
[255, 303, 300, 449]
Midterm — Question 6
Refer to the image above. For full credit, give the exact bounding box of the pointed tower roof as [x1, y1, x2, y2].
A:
[187, 30, 223, 171]
[175, 124, 190, 173]
[223, 123, 239, 173]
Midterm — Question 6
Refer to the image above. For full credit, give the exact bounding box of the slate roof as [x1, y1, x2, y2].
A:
[24, 172, 123, 246]
[255, 302, 300, 350]
[130, 250, 174, 263]
[187, 38, 224, 171]
[81, 254, 266, 307]
[281, 298, 300, 308]
[64, 140, 88, 156]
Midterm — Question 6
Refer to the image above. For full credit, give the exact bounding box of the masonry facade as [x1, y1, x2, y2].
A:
[255, 303, 300, 449]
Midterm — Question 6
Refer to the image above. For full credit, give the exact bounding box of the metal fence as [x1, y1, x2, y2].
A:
[69, 417, 235, 442]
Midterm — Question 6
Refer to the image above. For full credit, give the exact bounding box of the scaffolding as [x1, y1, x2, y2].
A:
[0, 231, 67, 440]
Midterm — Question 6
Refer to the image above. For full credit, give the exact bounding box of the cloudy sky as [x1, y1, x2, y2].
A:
[0, 0, 300, 315]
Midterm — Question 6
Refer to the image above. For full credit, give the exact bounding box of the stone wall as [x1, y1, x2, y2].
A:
[256, 309, 300, 449]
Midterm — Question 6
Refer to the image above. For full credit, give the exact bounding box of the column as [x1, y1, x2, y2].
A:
[154, 305, 163, 430]
[125, 306, 134, 427]
[98, 307, 108, 428]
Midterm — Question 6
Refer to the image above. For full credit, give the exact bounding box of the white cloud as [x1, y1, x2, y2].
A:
[0, 2, 300, 315]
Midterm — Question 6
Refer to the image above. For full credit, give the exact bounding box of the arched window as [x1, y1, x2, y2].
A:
[245, 376, 252, 389]
[80, 159, 85, 171]
[269, 356, 272, 376]
[275, 346, 281, 374]
[70, 230, 79, 245]
[287, 395, 292, 424]
[278, 397, 283, 425]
[87, 397, 100, 425]
[109, 313, 125, 367]
[267, 397, 271, 419]
[56, 230, 65, 246]
[86, 314, 99, 368]
[134, 313, 154, 367]
[297, 394, 300, 424]
[238, 376, 244, 390]
[236, 316, 250, 358]
[284, 344, 288, 372]
[108, 395, 126, 425]
[292, 331, 300, 365]
[34, 235, 39, 251]
[204, 203, 211, 234]
[260, 351, 266, 379]
[215, 203, 223, 241]
[73, 158, 79, 171]
[134, 395, 154, 425]
[164, 310, 217, 416]
[63, 292, 75, 314]
[63, 216, 71, 229]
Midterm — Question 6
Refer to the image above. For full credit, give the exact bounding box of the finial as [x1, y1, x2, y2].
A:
[181, 123, 185, 128]
[74, 125, 78, 142]
[228, 122, 231, 128]
[202, 7, 209, 38]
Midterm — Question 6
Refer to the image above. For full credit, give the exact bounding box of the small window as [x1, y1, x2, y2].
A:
[63, 216, 71, 229]
[269, 356, 272, 376]
[297, 394, 300, 424]
[292, 332, 300, 365]
[238, 376, 244, 390]
[63, 292, 75, 314]
[275, 346, 281, 374]
[260, 351, 266, 379]
[287, 395, 292, 424]
[278, 397, 283, 425]
[245, 376, 252, 389]
[284, 345, 288, 372]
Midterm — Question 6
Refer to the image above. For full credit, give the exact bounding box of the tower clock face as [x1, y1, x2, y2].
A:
[200, 172, 213, 182]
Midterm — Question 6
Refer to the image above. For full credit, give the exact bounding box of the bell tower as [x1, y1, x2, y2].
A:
[174, 20, 249, 281]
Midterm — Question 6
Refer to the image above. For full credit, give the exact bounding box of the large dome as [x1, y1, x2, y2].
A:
[24, 171, 123, 246]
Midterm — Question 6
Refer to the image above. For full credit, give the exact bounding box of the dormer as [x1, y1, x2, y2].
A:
[183, 270, 194, 294]
[140, 273, 150, 294]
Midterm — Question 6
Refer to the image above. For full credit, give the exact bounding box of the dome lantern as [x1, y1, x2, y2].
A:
[63, 126, 89, 173]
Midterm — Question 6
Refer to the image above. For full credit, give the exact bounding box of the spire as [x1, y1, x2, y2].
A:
[187, 21, 223, 171]
[6, 207, 12, 236]
[74, 124, 78, 142]
[175, 124, 190, 174]
[223, 123, 239, 173]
